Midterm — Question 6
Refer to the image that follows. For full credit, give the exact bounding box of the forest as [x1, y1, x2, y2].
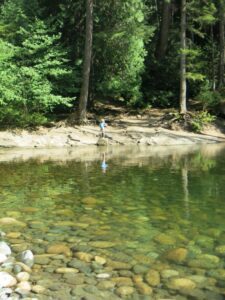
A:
[0, 0, 224, 127]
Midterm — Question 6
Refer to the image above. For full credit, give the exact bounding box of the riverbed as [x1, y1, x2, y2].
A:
[0, 144, 225, 299]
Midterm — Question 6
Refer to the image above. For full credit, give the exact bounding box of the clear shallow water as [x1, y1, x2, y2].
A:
[0, 145, 225, 300]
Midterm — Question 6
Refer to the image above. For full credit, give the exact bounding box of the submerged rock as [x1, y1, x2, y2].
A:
[17, 250, 34, 267]
[153, 233, 176, 245]
[0, 241, 34, 299]
[165, 247, 188, 263]
[107, 260, 132, 270]
[68, 259, 91, 274]
[31, 285, 46, 294]
[0, 253, 8, 264]
[133, 264, 149, 274]
[0, 231, 6, 238]
[6, 211, 22, 218]
[135, 282, 153, 295]
[145, 269, 160, 286]
[16, 272, 30, 282]
[54, 221, 76, 227]
[94, 256, 106, 265]
[188, 254, 220, 269]
[21, 207, 39, 213]
[187, 275, 207, 286]
[0, 241, 11, 256]
[116, 286, 135, 297]
[97, 280, 116, 290]
[96, 273, 111, 279]
[208, 269, 225, 280]
[0, 218, 26, 227]
[132, 275, 143, 284]
[89, 241, 116, 248]
[0, 272, 17, 288]
[160, 269, 179, 279]
[111, 277, 133, 287]
[167, 278, 196, 291]
[215, 245, 225, 256]
[74, 251, 93, 263]
[207, 228, 222, 238]
[15, 281, 31, 295]
[34, 255, 50, 265]
[6, 232, 22, 239]
[54, 209, 74, 216]
[14, 262, 32, 273]
[55, 267, 79, 274]
[187, 244, 202, 258]
[47, 243, 71, 256]
[0, 288, 13, 299]
[81, 196, 97, 205]
[194, 235, 214, 249]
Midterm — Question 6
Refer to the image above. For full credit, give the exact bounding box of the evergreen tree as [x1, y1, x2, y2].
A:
[0, 1, 74, 126]
[94, 0, 153, 105]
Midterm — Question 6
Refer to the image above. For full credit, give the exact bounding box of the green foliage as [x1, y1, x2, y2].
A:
[196, 83, 222, 110]
[187, 1, 217, 36]
[0, 108, 48, 128]
[0, 0, 39, 43]
[144, 36, 181, 107]
[184, 47, 205, 82]
[148, 90, 175, 108]
[16, 20, 74, 109]
[190, 111, 216, 132]
[94, 0, 155, 104]
[0, 17, 74, 127]
[0, 0, 223, 126]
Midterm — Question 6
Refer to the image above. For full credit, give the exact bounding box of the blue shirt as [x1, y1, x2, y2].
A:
[100, 122, 106, 129]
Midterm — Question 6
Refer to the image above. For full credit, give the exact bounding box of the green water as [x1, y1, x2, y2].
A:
[0, 145, 225, 299]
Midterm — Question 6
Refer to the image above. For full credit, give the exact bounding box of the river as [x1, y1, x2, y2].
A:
[0, 144, 225, 299]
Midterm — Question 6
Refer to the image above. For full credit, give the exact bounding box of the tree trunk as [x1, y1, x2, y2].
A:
[179, 0, 187, 114]
[78, 0, 93, 124]
[211, 26, 216, 91]
[155, 0, 172, 60]
[218, 0, 225, 89]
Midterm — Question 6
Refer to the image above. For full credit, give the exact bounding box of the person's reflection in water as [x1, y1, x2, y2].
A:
[101, 152, 108, 173]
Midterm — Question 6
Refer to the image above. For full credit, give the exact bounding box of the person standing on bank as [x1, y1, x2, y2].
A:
[99, 119, 107, 137]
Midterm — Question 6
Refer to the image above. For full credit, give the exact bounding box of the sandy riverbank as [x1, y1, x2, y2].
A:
[0, 109, 225, 148]
[0, 123, 224, 150]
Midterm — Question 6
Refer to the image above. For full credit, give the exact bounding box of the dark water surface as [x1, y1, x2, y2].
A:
[0, 144, 225, 300]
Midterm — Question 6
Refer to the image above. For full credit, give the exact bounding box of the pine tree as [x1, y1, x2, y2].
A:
[94, 0, 153, 105]
[0, 2, 73, 126]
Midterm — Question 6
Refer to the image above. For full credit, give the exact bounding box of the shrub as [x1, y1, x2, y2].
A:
[196, 83, 222, 111]
[190, 111, 216, 132]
